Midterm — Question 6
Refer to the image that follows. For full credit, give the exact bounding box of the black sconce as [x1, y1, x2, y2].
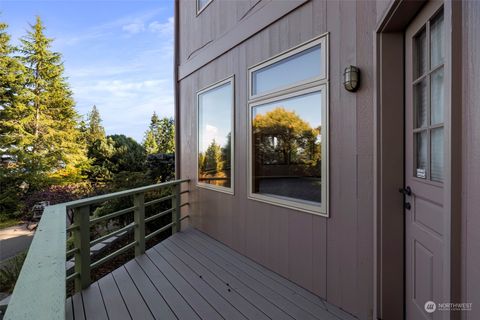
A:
[343, 66, 360, 92]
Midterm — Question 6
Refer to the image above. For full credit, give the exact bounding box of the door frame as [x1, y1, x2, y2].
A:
[373, 1, 462, 319]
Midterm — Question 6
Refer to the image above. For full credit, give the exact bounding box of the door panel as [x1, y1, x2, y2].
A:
[405, 1, 445, 319]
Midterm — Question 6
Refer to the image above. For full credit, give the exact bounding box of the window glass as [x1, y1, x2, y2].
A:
[198, 81, 233, 189]
[414, 27, 427, 79]
[252, 91, 323, 204]
[252, 45, 322, 96]
[197, 0, 211, 12]
[430, 12, 444, 68]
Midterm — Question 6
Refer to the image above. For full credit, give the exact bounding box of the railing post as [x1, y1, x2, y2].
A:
[172, 183, 181, 233]
[73, 205, 90, 292]
[134, 193, 145, 256]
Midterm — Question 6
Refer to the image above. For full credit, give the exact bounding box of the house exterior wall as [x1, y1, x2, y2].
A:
[461, 2, 480, 319]
[175, 0, 479, 319]
[177, 1, 378, 318]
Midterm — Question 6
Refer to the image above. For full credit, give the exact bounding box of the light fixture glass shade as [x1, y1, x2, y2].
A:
[343, 66, 360, 92]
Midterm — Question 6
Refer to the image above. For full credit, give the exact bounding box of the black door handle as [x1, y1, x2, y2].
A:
[399, 186, 412, 196]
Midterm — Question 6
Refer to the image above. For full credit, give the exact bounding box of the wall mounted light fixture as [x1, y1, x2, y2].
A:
[343, 66, 360, 92]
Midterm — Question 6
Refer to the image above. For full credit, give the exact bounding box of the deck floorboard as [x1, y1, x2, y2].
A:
[69, 228, 355, 320]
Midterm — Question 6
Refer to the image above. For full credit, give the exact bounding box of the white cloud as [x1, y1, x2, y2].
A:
[72, 77, 174, 141]
[206, 124, 218, 135]
[148, 17, 174, 36]
[122, 22, 145, 34]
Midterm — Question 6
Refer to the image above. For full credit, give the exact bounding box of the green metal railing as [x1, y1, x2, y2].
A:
[4, 179, 190, 320]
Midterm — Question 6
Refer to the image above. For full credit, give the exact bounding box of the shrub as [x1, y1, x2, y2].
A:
[0, 251, 27, 294]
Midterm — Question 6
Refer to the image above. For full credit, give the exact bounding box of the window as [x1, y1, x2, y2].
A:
[197, 77, 234, 193]
[248, 35, 329, 216]
[249, 36, 327, 99]
[413, 10, 444, 182]
[197, 0, 213, 15]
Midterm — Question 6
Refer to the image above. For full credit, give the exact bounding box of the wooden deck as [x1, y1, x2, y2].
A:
[66, 228, 356, 320]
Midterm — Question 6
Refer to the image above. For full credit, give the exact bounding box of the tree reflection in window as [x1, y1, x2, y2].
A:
[198, 80, 233, 189]
[252, 92, 322, 203]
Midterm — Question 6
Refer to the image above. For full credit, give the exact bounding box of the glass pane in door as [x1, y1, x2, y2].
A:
[414, 28, 427, 78]
[415, 131, 428, 179]
[414, 80, 428, 128]
[431, 128, 444, 182]
[430, 12, 444, 68]
[431, 68, 444, 125]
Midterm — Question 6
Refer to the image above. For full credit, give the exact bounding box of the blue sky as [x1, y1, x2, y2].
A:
[0, 0, 174, 142]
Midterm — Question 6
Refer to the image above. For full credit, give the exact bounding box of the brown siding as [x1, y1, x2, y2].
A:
[177, 1, 381, 318]
[462, 2, 480, 319]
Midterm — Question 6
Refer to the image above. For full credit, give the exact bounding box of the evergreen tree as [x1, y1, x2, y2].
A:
[204, 140, 222, 174]
[2, 16, 88, 188]
[143, 130, 158, 154]
[0, 19, 25, 112]
[0, 20, 27, 217]
[85, 105, 106, 145]
[143, 112, 174, 154]
[156, 117, 175, 154]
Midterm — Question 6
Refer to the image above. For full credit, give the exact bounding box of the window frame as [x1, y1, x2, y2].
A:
[247, 34, 329, 216]
[196, 75, 235, 194]
[248, 34, 328, 100]
[196, 0, 214, 16]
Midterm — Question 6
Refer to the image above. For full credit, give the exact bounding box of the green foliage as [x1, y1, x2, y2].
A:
[204, 140, 222, 173]
[143, 112, 175, 154]
[253, 107, 321, 165]
[143, 130, 158, 154]
[0, 20, 25, 112]
[109, 135, 146, 172]
[1, 16, 88, 191]
[85, 105, 106, 145]
[0, 251, 27, 293]
[0, 16, 175, 223]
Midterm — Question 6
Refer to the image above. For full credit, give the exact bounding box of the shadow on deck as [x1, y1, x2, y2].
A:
[67, 228, 356, 320]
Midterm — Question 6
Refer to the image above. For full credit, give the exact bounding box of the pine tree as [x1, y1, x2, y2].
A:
[143, 112, 160, 154]
[85, 105, 106, 145]
[2, 16, 88, 187]
[143, 130, 158, 154]
[0, 20, 27, 217]
[0, 20, 25, 112]
[143, 113, 175, 154]
[156, 117, 175, 154]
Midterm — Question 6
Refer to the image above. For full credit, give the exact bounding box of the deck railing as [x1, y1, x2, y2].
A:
[4, 179, 190, 320]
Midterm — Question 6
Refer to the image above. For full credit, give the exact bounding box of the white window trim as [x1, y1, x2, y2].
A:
[196, 76, 235, 195]
[196, 0, 214, 16]
[247, 34, 329, 217]
[248, 33, 328, 101]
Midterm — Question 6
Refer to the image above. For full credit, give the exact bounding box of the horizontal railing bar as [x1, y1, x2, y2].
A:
[90, 223, 136, 247]
[144, 195, 174, 207]
[66, 248, 79, 258]
[179, 215, 190, 221]
[180, 190, 189, 195]
[66, 272, 79, 282]
[180, 202, 189, 207]
[145, 222, 175, 241]
[65, 179, 190, 209]
[145, 208, 174, 223]
[90, 241, 137, 270]
[89, 206, 137, 225]
[66, 224, 79, 232]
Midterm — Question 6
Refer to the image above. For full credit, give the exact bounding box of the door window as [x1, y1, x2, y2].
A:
[413, 10, 444, 182]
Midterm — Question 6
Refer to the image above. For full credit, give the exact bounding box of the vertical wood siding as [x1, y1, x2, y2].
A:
[178, 1, 381, 318]
[462, 2, 480, 319]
